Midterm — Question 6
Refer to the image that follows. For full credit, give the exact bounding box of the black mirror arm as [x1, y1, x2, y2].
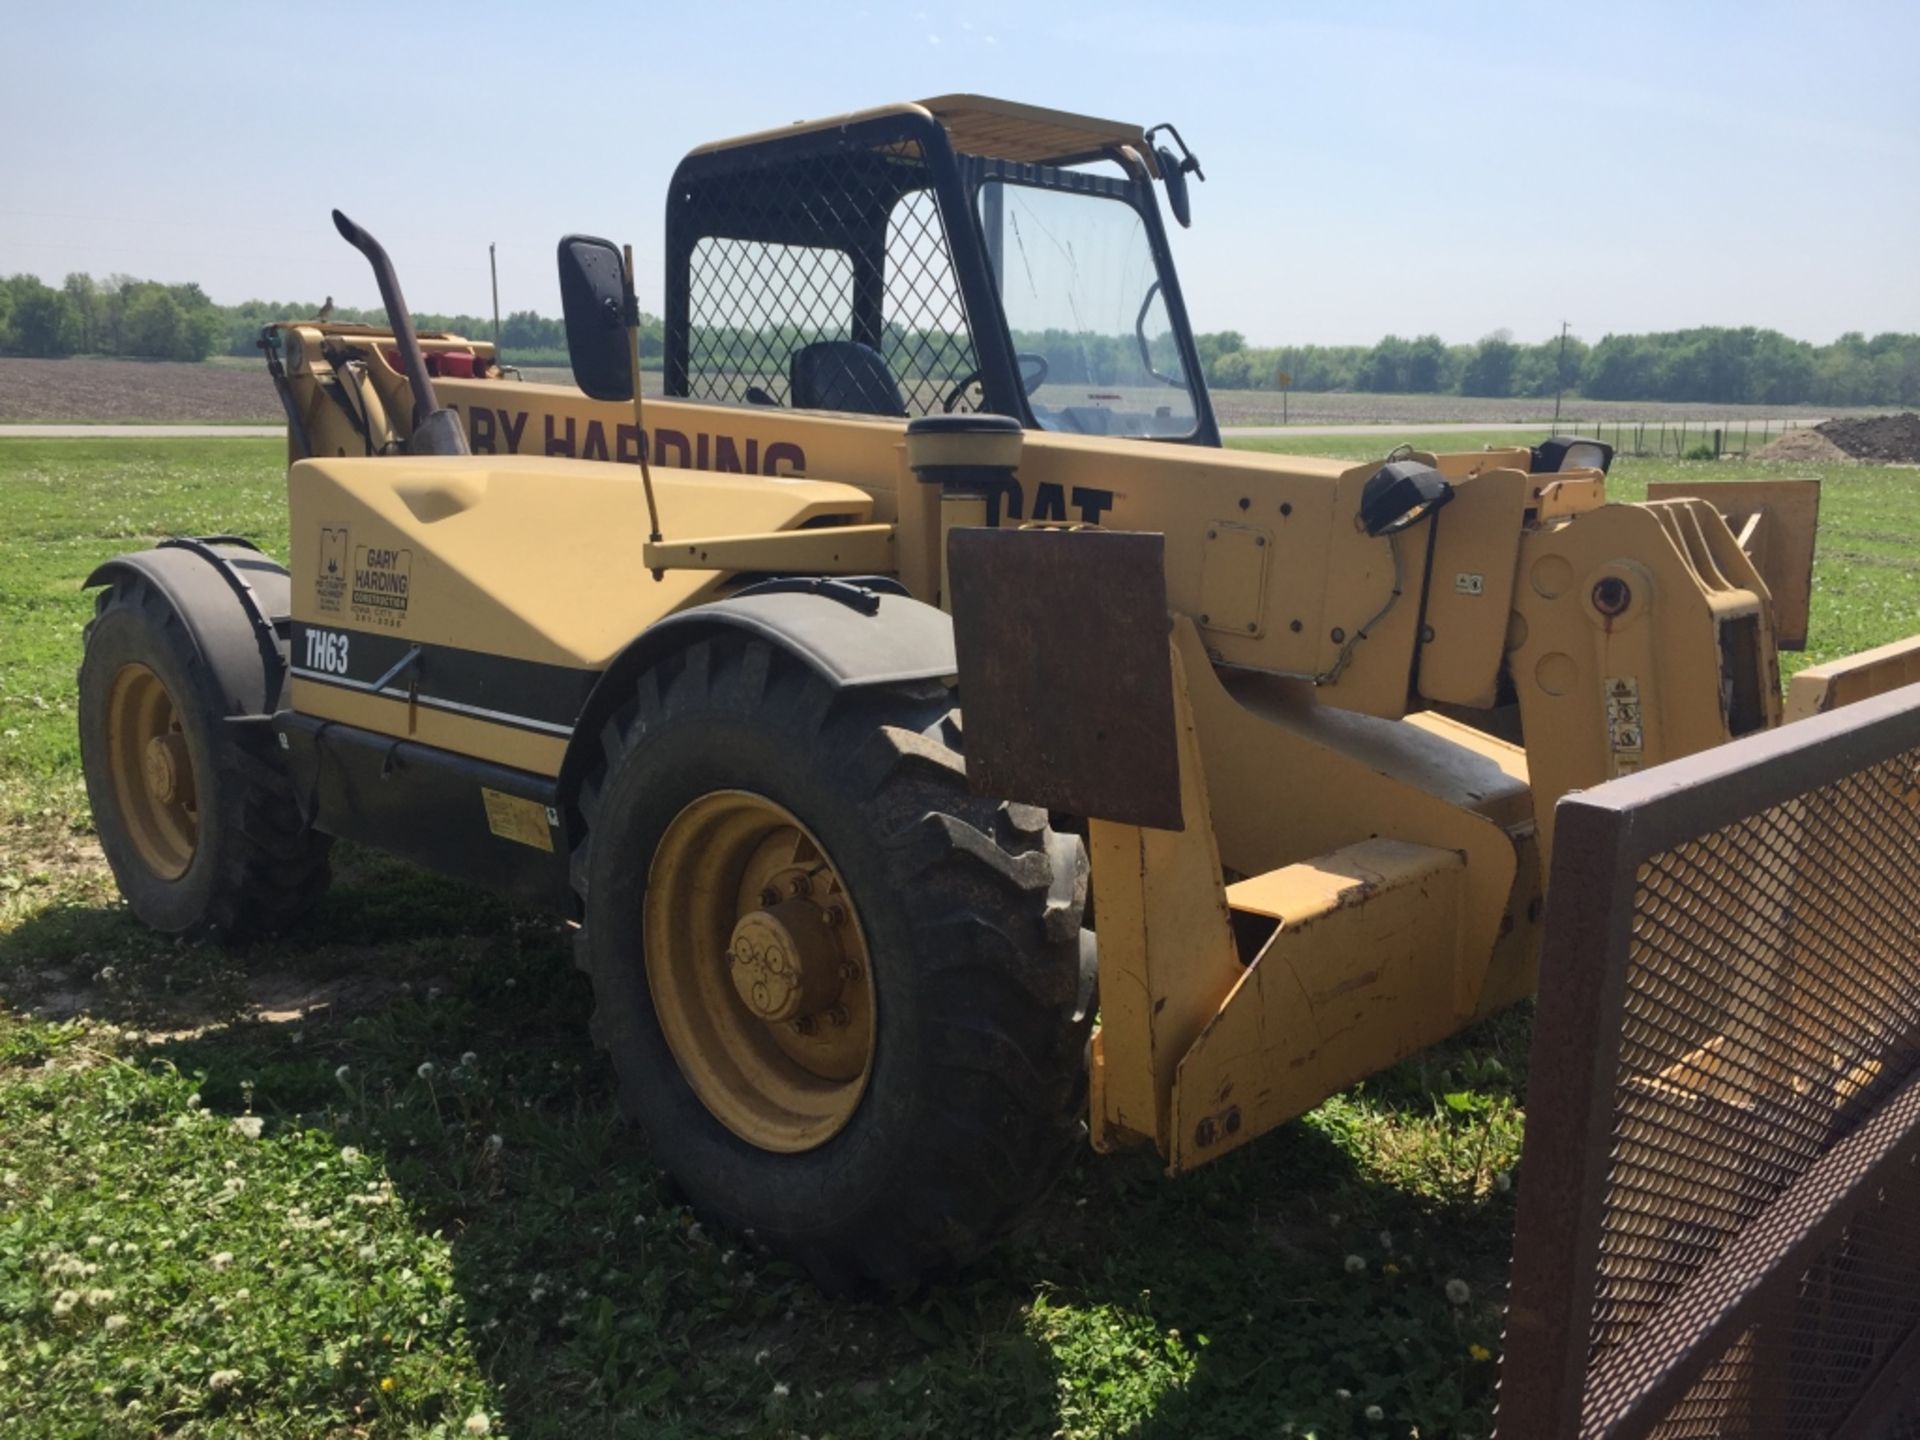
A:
[1144, 123, 1205, 183]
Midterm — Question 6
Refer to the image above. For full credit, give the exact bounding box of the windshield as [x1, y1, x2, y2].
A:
[978, 178, 1198, 439]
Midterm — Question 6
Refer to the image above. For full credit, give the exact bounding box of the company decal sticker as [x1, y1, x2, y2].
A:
[351, 543, 412, 629]
[316, 526, 348, 614]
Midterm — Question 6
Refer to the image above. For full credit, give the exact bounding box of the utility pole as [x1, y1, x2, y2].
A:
[1551, 319, 1570, 431]
[489, 243, 501, 352]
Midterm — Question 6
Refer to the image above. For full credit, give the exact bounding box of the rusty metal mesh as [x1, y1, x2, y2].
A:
[682, 149, 976, 414]
[1584, 747, 1920, 1435]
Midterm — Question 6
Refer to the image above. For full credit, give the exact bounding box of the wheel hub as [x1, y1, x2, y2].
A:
[142, 733, 192, 806]
[104, 662, 198, 881]
[644, 790, 877, 1153]
[727, 899, 843, 1024]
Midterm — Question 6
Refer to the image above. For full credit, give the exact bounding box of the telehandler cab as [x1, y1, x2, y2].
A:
[77, 95, 1920, 1292]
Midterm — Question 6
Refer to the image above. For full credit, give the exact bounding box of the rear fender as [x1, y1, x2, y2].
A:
[556, 582, 956, 808]
[83, 540, 291, 716]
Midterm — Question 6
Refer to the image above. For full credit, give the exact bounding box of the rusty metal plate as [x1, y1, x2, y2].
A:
[947, 527, 1181, 830]
[1498, 680, 1920, 1440]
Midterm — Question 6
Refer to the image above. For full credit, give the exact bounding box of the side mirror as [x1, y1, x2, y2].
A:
[557, 234, 633, 402]
[1155, 147, 1192, 228]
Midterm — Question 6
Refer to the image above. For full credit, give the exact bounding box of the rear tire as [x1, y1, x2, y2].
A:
[78, 575, 330, 939]
[573, 636, 1093, 1293]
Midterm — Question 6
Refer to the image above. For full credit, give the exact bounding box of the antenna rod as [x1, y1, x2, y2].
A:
[625, 244, 663, 576]
[489, 242, 501, 352]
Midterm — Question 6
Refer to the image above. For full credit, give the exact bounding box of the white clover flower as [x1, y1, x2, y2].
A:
[417, 1062, 436, 1081]
[482, 1134, 503, 1161]
[86, 1235, 106, 1249]
[460, 1052, 479, 1069]
[1493, 1170, 1513, 1193]
[208, 1369, 241, 1392]
[98, 965, 118, 982]
[1445, 1277, 1472, 1306]
[463, 1414, 492, 1437]
[185, 1093, 203, 1111]
[51, 1290, 80, 1318]
[84, 1288, 114, 1307]
[427, 986, 443, 1002]
[335, 1065, 353, 1088]
[1344, 1254, 1366, 1274]
[1377, 1230, 1393, 1250]
[340, 1146, 361, 1164]
[1334, 1388, 1352, 1403]
[232, 1116, 264, 1140]
[771, 1381, 790, 1400]
[1364, 1403, 1385, 1422]
[359, 1244, 377, 1261]
[104, 1313, 129, 1333]
[210, 1252, 234, 1271]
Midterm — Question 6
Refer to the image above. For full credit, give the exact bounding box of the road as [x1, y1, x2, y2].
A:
[0, 418, 1818, 441]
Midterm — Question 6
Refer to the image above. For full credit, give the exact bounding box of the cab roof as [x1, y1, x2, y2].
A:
[686, 94, 1160, 175]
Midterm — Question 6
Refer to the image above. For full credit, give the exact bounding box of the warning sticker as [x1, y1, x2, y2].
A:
[1605, 676, 1644, 776]
[481, 788, 555, 852]
[351, 544, 412, 629]
[316, 526, 348, 614]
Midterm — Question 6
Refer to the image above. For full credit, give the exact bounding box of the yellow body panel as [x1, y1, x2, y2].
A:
[286, 449, 874, 773]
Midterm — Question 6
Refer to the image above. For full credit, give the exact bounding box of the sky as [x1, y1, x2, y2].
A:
[2, 0, 1915, 348]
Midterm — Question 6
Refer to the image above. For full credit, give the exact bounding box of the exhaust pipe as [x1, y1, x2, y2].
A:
[330, 209, 469, 456]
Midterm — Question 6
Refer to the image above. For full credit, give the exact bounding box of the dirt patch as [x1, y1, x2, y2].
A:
[1815, 411, 1920, 464]
[1756, 427, 1851, 462]
[0, 357, 281, 423]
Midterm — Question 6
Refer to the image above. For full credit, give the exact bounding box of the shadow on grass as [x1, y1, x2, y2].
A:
[0, 859, 1520, 1440]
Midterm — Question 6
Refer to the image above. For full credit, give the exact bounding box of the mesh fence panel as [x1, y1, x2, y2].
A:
[680, 147, 977, 416]
[1500, 690, 1920, 1439]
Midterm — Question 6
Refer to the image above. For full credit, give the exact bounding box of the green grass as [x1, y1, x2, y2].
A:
[2, 435, 1913, 1438]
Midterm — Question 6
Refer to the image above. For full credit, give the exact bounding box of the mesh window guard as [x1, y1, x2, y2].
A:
[676, 146, 978, 419]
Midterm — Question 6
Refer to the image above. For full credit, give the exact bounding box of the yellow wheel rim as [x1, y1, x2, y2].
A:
[644, 791, 876, 1153]
[104, 662, 198, 881]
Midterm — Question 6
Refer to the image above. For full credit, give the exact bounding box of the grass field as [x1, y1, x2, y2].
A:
[0, 436, 1912, 1438]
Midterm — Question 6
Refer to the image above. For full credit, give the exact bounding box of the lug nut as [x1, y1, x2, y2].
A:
[824, 904, 848, 928]
[837, 960, 862, 982]
[788, 876, 812, 898]
[826, 1005, 850, 1028]
[791, 1015, 818, 1036]
[758, 887, 780, 907]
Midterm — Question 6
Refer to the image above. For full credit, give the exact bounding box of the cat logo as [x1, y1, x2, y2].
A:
[316, 526, 348, 613]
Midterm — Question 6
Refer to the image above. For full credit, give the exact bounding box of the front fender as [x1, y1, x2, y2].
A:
[557, 585, 956, 808]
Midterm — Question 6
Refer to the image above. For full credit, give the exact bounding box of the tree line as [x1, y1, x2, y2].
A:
[4, 270, 1917, 408]
[1194, 328, 1920, 409]
[0, 272, 664, 367]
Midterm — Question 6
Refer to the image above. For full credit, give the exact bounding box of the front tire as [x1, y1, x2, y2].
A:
[78, 575, 331, 939]
[574, 637, 1093, 1292]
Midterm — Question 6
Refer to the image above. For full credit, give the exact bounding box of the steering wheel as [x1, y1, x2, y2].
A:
[941, 352, 1051, 412]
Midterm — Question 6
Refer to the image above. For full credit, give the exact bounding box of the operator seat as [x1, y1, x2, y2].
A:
[789, 341, 909, 418]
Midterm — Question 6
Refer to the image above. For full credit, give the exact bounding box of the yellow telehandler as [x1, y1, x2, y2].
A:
[75, 95, 1920, 1292]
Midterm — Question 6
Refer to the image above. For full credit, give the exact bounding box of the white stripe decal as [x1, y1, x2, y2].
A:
[289, 667, 576, 737]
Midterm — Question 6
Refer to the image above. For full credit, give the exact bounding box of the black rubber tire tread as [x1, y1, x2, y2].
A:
[78, 575, 331, 939]
[571, 634, 1093, 1294]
